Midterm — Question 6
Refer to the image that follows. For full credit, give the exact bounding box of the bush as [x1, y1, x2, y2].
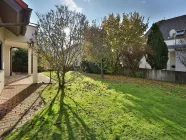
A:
[12, 48, 28, 67]
[135, 71, 142, 78]
[12, 48, 28, 72]
[81, 61, 101, 74]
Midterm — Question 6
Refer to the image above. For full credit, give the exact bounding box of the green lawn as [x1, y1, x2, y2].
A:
[4, 72, 186, 140]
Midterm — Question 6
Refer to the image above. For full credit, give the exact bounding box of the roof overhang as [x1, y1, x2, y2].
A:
[0, 0, 32, 36]
[15, 0, 28, 9]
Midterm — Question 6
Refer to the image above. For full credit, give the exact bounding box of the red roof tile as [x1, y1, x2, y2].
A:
[15, 0, 28, 9]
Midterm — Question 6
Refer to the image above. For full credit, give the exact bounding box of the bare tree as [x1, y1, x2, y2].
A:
[176, 38, 186, 68]
[176, 48, 186, 67]
[33, 5, 87, 92]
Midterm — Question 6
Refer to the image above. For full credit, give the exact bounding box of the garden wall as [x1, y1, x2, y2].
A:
[120, 68, 186, 84]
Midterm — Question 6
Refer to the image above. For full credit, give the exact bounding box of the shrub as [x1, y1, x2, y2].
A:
[81, 61, 101, 74]
[135, 71, 142, 78]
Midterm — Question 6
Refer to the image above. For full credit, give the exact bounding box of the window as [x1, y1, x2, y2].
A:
[176, 30, 185, 36]
[0, 41, 2, 70]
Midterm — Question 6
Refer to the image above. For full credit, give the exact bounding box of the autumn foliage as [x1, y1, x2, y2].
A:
[84, 12, 149, 76]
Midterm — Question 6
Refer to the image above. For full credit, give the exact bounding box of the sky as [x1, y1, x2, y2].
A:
[25, 0, 186, 28]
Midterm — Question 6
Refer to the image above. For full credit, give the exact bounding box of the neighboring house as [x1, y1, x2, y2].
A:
[140, 15, 186, 72]
[65, 45, 82, 68]
[0, 0, 38, 92]
[40, 44, 82, 71]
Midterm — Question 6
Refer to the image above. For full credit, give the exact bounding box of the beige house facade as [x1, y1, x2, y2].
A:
[0, 0, 38, 92]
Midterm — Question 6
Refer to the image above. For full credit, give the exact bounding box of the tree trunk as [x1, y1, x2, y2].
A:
[56, 71, 65, 89]
[56, 70, 61, 88]
[56, 71, 66, 104]
[61, 72, 65, 88]
[101, 58, 104, 79]
[114, 53, 120, 74]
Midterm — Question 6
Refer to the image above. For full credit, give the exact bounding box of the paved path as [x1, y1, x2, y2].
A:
[0, 73, 52, 138]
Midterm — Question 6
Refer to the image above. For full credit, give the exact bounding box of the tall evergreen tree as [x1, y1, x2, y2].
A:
[146, 23, 168, 70]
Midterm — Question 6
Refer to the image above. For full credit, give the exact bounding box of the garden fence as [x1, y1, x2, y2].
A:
[120, 67, 186, 84]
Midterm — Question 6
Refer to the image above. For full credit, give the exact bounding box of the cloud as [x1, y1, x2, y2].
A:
[142, 0, 146, 4]
[61, 0, 82, 12]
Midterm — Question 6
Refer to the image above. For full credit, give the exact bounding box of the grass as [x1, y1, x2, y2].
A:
[4, 72, 186, 140]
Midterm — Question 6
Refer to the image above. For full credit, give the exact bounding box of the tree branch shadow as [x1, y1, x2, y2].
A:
[3, 84, 97, 140]
[53, 88, 96, 140]
[0, 83, 49, 139]
[65, 104, 96, 140]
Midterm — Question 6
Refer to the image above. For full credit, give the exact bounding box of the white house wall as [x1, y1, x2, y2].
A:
[4, 45, 10, 76]
[140, 39, 186, 72]
[176, 51, 186, 72]
[164, 39, 186, 46]
[5, 25, 37, 47]
[140, 51, 176, 71]
[139, 56, 151, 69]
[167, 51, 176, 71]
[165, 39, 186, 72]
[0, 18, 38, 90]
[0, 18, 5, 90]
[0, 70, 4, 92]
[4, 25, 37, 77]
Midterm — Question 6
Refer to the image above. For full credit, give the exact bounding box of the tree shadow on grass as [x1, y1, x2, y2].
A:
[95, 77, 186, 139]
[3, 85, 61, 140]
[53, 88, 96, 140]
[65, 104, 96, 140]
[4, 86, 96, 140]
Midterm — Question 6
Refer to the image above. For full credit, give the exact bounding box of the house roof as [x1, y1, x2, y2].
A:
[146, 15, 186, 40]
[15, 0, 28, 9]
[0, 0, 32, 36]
